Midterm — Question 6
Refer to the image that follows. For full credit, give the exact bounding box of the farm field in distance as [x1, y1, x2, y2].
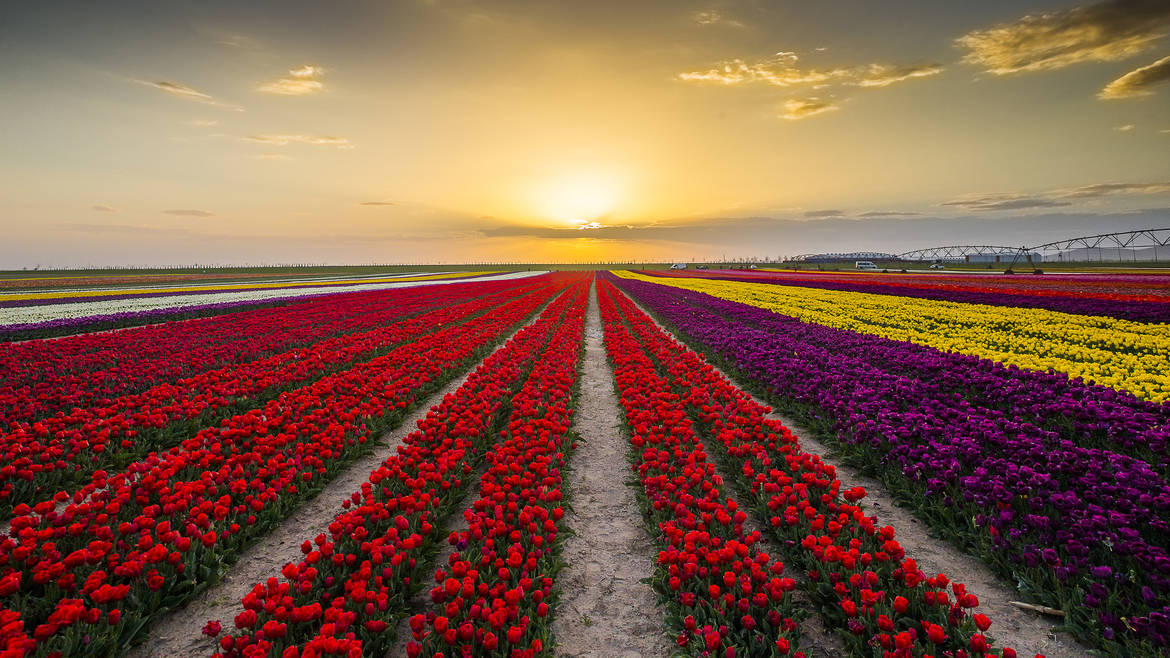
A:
[1, 266, 1167, 658]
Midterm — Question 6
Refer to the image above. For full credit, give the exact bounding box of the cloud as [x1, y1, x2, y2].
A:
[146, 80, 212, 101]
[474, 208, 1170, 253]
[215, 34, 262, 50]
[858, 211, 922, 217]
[1099, 54, 1170, 98]
[856, 63, 944, 87]
[289, 65, 324, 78]
[941, 194, 1072, 211]
[680, 51, 941, 89]
[136, 80, 243, 111]
[244, 133, 351, 147]
[90, 204, 117, 213]
[693, 9, 744, 28]
[679, 52, 834, 85]
[257, 79, 324, 95]
[188, 119, 219, 127]
[803, 209, 844, 218]
[781, 98, 838, 120]
[1115, 123, 1136, 131]
[252, 153, 291, 160]
[956, 0, 1170, 75]
[258, 65, 326, 95]
[1059, 181, 1170, 197]
[359, 201, 396, 206]
[163, 209, 215, 217]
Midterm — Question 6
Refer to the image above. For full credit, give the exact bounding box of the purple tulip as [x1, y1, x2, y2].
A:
[609, 272, 1170, 653]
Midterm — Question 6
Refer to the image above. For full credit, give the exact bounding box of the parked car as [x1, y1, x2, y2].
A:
[669, 263, 688, 270]
[855, 261, 878, 270]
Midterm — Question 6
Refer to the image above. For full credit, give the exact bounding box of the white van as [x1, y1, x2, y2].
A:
[855, 261, 878, 270]
[669, 263, 688, 270]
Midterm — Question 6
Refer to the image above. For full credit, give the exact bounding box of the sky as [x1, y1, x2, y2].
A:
[1, 0, 1168, 267]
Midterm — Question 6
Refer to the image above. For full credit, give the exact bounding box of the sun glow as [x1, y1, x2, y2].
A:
[530, 171, 624, 225]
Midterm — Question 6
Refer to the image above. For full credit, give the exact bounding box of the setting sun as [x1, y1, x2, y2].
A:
[530, 171, 625, 225]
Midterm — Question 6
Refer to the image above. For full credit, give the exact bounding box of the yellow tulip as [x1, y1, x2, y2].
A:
[617, 271, 1170, 403]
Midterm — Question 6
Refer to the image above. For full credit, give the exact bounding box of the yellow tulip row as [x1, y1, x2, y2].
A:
[615, 271, 1170, 403]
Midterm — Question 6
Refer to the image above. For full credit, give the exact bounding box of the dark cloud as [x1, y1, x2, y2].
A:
[957, 0, 1170, 74]
[941, 194, 1072, 211]
[1059, 181, 1170, 197]
[803, 209, 844, 218]
[943, 180, 1170, 211]
[477, 209, 1170, 255]
[1100, 54, 1170, 98]
[163, 209, 215, 217]
[858, 211, 921, 217]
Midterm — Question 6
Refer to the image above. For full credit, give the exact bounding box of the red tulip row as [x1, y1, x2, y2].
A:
[0, 278, 570, 658]
[0, 277, 536, 426]
[601, 279, 1030, 658]
[211, 276, 588, 658]
[406, 277, 587, 658]
[597, 281, 802, 658]
[0, 282, 548, 514]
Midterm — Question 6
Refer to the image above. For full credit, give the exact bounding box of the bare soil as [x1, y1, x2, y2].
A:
[550, 282, 673, 658]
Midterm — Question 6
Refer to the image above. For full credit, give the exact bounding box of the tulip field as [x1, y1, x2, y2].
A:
[0, 266, 1167, 657]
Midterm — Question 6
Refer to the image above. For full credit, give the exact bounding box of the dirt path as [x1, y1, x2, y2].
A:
[619, 292, 1091, 658]
[128, 313, 547, 658]
[550, 282, 672, 658]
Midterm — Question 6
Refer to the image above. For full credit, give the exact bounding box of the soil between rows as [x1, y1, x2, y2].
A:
[549, 281, 673, 658]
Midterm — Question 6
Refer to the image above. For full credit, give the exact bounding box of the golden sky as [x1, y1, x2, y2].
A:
[1, 0, 1168, 266]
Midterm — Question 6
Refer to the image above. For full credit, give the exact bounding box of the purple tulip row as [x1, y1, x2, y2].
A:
[642, 271, 1170, 323]
[609, 273, 1170, 655]
[631, 277, 1170, 475]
